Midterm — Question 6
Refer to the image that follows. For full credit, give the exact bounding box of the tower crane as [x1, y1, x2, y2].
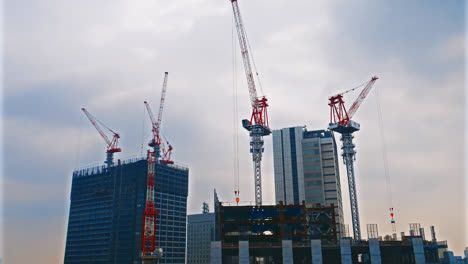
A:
[144, 72, 174, 164]
[141, 72, 171, 264]
[230, 0, 270, 206]
[328, 76, 378, 241]
[81, 108, 121, 166]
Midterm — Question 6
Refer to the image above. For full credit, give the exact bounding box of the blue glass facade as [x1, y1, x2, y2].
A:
[64, 158, 189, 264]
[289, 127, 300, 205]
[186, 212, 215, 264]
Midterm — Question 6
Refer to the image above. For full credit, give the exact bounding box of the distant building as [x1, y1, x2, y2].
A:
[64, 157, 189, 264]
[272, 127, 344, 237]
[186, 202, 215, 264]
[443, 251, 456, 264]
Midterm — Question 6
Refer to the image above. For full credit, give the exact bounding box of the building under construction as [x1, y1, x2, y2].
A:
[64, 158, 189, 264]
[211, 200, 449, 264]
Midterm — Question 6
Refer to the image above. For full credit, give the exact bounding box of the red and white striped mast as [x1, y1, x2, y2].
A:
[141, 73, 170, 263]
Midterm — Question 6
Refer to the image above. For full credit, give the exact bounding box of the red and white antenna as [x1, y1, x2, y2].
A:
[141, 150, 160, 261]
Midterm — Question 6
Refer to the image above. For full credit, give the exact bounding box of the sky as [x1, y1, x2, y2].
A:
[1, 0, 466, 262]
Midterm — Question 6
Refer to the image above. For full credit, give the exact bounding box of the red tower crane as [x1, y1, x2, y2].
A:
[141, 72, 171, 263]
[230, 0, 271, 206]
[81, 108, 121, 166]
[327, 76, 378, 241]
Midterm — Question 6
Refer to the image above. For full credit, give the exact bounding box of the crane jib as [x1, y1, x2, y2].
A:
[231, 0, 269, 128]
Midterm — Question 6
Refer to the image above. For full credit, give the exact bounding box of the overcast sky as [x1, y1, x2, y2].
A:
[2, 0, 466, 262]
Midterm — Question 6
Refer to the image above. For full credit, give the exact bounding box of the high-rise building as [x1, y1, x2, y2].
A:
[186, 202, 215, 264]
[64, 157, 189, 264]
[272, 127, 344, 237]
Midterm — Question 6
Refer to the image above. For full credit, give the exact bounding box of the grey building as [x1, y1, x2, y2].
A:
[187, 203, 215, 264]
[272, 127, 344, 237]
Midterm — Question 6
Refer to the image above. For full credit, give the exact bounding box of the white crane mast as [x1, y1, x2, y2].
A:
[230, 0, 270, 206]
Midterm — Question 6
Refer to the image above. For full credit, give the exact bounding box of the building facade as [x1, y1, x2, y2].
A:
[186, 204, 215, 264]
[272, 127, 344, 237]
[64, 157, 189, 264]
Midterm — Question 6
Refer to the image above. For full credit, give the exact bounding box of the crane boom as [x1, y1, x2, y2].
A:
[144, 101, 157, 127]
[157, 72, 169, 135]
[347, 76, 378, 120]
[82, 108, 112, 145]
[144, 101, 159, 147]
[231, 0, 268, 127]
[81, 108, 121, 166]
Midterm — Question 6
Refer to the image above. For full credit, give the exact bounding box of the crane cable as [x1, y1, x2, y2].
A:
[375, 87, 397, 233]
[232, 13, 240, 204]
[89, 111, 118, 135]
[333, 80, 368, 98]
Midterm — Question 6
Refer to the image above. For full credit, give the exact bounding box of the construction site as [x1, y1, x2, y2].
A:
[62, 1, 465, 264]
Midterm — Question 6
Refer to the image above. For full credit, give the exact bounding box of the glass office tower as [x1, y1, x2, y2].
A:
[64, 157, 189, 264]
[272, 127, 344, 238]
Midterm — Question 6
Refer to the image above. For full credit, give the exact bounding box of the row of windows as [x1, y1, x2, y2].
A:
[66, 234, 111, 241]
[305, 188, 323, 195]
[302, 149, 320, 156]
[304, 180, 322, 187]
[304, 172, 322, 179]
[69, 213, 113, 222]
[302, 142, 319, 148]
[70, 201, 113, 210]
[304, 164, 321, 171]
[303, 156, 321, 162]
[68, 222, 112, 230]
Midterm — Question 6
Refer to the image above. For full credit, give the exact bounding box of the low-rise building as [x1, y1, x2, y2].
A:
[187, 202, 215, 264]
